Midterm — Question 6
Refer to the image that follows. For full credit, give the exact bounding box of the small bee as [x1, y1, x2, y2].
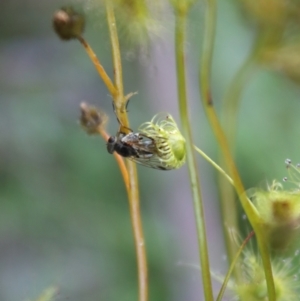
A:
[107, 132, 139, 158]
[108, 99, 185, 170]
[107, 130, 168, 170]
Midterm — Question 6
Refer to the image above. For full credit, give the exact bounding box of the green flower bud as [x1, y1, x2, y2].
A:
[249, 174, 300, 251]
[233, 250, 299, 301]
[138, 113, 186, 170]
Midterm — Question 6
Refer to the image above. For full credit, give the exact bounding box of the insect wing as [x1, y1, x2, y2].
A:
[122, 133, 170, 170]
[121, 133, 156, 156]
[129, 154, 169, 170]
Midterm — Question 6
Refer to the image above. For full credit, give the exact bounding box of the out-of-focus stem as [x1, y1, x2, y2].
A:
[174, 6, 214, 301]
[193, 145, 233, 185]
[106, 2, 148, 301]
[219, 49, 258, 267]
[222, 55, 258, 146]
[216, 231, 255, 301]
[77, 36, 117, 97]
[199, 0, 276, 300]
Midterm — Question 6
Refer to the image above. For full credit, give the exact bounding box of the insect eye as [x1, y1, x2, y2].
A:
[108, 136, 116, 143]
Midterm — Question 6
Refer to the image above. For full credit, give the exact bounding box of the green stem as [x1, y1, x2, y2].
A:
[216, 231, 254, 301]
[106, 1, 126, 125]
[106, 3, 148, 301]
[217, 171, 238, 267]
[218, 47, 258, 272]
[222, 54, 258, 147]
[222, 29, 280, 147]
[174, 7, 214, 301]
[193, 145, 233, 185]
[199, 0, 276, 300]
[106, 4, 123, 98]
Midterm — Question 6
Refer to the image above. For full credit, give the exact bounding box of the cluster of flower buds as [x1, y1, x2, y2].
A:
[219, 159, 300, 300]
[138, 113, 186, 170]
[231, 249, 299, 301]
[249, 171, 300, 251]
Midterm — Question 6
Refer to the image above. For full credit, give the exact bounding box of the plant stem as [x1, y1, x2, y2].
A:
[193, 145, 233, 185]
[106, 2, 126, 124]
[77, 36, 117, 97]
[106, 2, 148, 301]
[218, 47, 258, 267]
[174, 6, 214, 301]
[199, 1, 276, 300]
[216, 231, 254, 301]
[222, 47, 259, 147]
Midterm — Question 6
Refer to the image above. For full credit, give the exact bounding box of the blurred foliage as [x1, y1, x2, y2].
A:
[1, 1, 300, 301]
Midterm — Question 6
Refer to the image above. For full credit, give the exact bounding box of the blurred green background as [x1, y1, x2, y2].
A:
[1, 1, 300, 301]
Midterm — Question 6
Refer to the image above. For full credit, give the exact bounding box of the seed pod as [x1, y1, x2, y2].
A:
[80, 102, 108, 135]
[53, 7, 85, 40]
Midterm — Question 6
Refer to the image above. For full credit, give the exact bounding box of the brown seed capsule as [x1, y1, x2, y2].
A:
[52, 7, 85, 40]
[80, 102, 108, 135]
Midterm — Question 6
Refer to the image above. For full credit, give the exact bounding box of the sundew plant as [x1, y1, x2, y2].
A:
[49, 1, 300, 301]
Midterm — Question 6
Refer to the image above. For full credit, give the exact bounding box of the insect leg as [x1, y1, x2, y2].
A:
[125, 98, 130, 112]
[112, 102, 123, 126]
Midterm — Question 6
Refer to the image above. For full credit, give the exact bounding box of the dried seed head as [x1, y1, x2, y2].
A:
[80, 102, 108, 135]
[53, 7, 85, 40]
[138, 113, 186, 170]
